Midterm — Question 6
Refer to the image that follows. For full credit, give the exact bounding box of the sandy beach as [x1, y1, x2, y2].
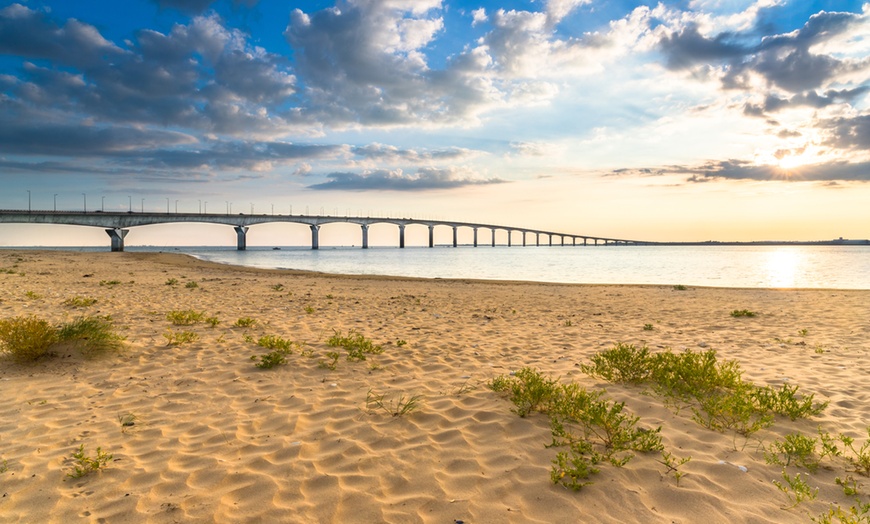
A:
[1, 250, 869, 523]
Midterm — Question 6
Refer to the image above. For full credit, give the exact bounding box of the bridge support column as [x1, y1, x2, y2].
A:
[508, 230, 512, 247]
[105, 228, 129, 252]
[523, 232, 526, 247]
[399, 225, 405, 248]
[473, 228, 478, 247]
[428, 225, 434, 248]
[549, 235, 553, 247]
[491, 228, 496, 247]
[561, 236, 565, 246]
[452, 226, 458, 247]
[361, 224, 369, 249]
[310, 225, 320, 250]
[536, 233, 540, 247]
[234, 226, 248, 251]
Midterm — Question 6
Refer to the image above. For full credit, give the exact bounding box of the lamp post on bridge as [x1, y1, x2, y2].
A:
[128, 196, 132, 212]
[198, 200, 201, 214]
[82, 193, 87, 212]
[204, 201, 208, 213]
[101, 196, 105, 212]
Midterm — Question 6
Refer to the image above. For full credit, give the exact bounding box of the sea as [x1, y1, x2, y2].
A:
[89, 244, 870, 290]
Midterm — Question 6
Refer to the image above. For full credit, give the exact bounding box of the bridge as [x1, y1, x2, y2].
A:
[0, 210, 651, 251]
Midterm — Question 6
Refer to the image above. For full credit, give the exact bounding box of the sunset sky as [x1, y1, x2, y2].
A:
[1, 0, 869, 246]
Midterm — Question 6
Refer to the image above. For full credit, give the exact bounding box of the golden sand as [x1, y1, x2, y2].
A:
[1, 250, 869, 523]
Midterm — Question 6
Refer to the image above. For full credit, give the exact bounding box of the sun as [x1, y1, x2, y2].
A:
[777, 153, 811, 171]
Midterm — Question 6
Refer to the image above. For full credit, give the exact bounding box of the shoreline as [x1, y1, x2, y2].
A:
[1, 250, 869, 522]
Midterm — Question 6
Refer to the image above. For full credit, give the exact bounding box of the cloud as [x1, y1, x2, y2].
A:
[350, 143, 473, 162]
[820, 115, 870, 151]
[308, 167, 506, 191]
[614, 158, 870, 183]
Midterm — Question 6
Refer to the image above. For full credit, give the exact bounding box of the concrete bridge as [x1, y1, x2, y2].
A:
[0, 210, 651, 251]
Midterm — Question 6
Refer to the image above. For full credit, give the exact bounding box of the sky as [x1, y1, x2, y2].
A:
[1, 0, 869, 247]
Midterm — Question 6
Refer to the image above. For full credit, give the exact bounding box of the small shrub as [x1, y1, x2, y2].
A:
[752, 384, 827, 420]
[580, 343, 654, 384]
[551, 441, 600, 491]
[812, 503, 870, 524]
[206, 316, 220, 327]
[304, 305, 315, 314]
[319, 351, 341, 370]
[365, 389, 422, 417]
[643, 323, 654, 331]
[57, 316, 124, 356]
[773, 469, 818, 507]
[327, 330, 383, 361]
[798, 329, 809, 337]
[63, 296, 97, 308]
[488, 367, 559, 417]
[730, 309, 756, 317]
[66, 444, 112, 478]
[25, 290, 43, 299]
[0, 316, 58, 363]
[235, 317, 257, 328]
[99, 280, 122, 287]
[271, 283, 285, 291]
[185, 281, 198, 289]
[396, 339, 408, 347]
[764, 433, 825, 472]
[673, 284, 688, 291]
[659, 451, 691, 485]
[563, 319, 573, 327]
[0, 459, 8, 473]
[166, 310, 206, 325]
[164, 330, 199, 345]
[165, 278, 178, 286]
[840, 427, 870, 477]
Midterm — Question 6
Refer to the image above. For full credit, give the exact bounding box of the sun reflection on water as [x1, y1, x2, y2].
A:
[764, 249, 802, 288]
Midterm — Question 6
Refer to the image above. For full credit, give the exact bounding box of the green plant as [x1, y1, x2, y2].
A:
[773, 469, 818, 507]
[163, 330, 199, 345]
[765, 433, 825, 472]
[319, 351, 341, 370]
[563, 319, 573, 327]
[488, 367, 559, 417]
[166, 309, 206, 325]
[325, 294, 334, 299]
[271, 283, 285, 291]
[752, 384, 828, 420]
[365, 389, 423, 417]
[673, 284, 688, 291]
[643, 323, 654, 331]
[0, 459, 8, 474]
[730, 309, 756, 317]
[659, 451, 691, 484]
[327, 330, 384, 361]
[118, 413, 137, 428]
[63, 296, 97, 308]
[165, 278, 178, 286]
[251, 349, 292, 369]
[836, 476, 859, 497]
[396, 339, 408, 347]
[0, 316, 58, 363]
[256, 335, 294, 351]
[551, 441, 600, 491]
[235, 317, 257, 328]
[304, 305, 315, 314]
[812, 503, 870, 524]
[840, 427, 870, 477]
[57, 316, 124, 356]
[184, 281, 199, 289]
[799, 329, 809, 337]
[66, 444, 113, 478]
[24, 290, 43, 299]
[99, 280, 122, 287]
[206, 316, 220, 327]
[580, 343, 654, 384]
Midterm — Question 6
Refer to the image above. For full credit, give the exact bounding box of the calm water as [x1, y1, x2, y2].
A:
[147, 245, 870, 290]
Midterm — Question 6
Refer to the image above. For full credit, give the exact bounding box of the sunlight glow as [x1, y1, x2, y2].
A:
[764, 249, 801, 288]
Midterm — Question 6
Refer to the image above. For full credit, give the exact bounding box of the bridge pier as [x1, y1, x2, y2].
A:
[399, 225, 405, 248]
[491, 228, 496, 247]
[536, 233, 540, 247]
[561, 236, 565, 246]
[361, 224, 369, 249]
[473, 227, 478, 247]
[105, 228, 129, 252]
[310, 225, 320, 250]
[428, 225, 434, 248]
[549, 235, 553, 247]
[452, 226, 458, 247]
[523, 232, 526, 247]
[508, 230, 512, 247]
[234, 226, 248, 251]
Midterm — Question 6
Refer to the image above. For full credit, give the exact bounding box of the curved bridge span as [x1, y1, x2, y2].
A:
[0, 210, 652, 251]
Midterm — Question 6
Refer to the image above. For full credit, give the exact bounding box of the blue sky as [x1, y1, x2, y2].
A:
[1, 0, 869, 246]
